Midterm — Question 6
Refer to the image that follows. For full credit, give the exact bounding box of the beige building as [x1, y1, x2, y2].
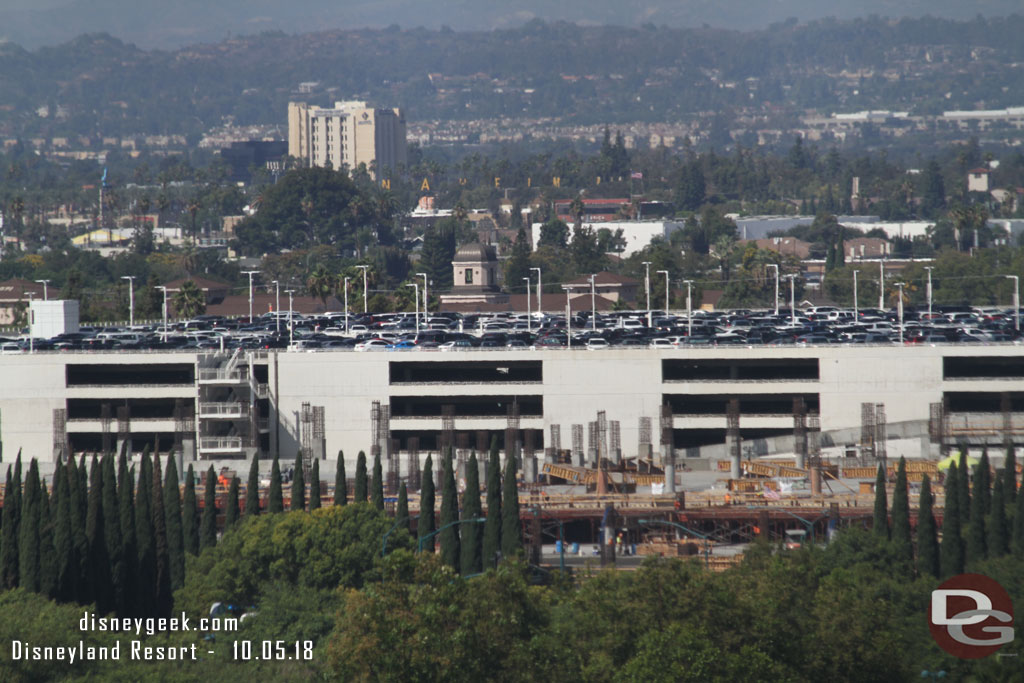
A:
[288, 100, 407, 176]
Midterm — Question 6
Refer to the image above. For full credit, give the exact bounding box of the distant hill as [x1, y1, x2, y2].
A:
[0, 0, 1022, 49]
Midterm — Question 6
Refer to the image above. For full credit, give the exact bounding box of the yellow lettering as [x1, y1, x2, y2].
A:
[494, 177, 501, 188]
[552, 177, 561, 188]
[596, 176, 601, 184]
[420, 178, 430, 192]
[380, 178, 391, 190]
[459, 177, 467, 186]
[527, 177, 532, 187]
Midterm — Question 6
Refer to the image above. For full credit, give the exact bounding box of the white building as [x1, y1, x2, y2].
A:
[531, 220, 684, 257]
[288, 100, 407, 176]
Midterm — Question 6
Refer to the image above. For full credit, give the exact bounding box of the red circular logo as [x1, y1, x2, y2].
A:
[929, 573, 1015, 659]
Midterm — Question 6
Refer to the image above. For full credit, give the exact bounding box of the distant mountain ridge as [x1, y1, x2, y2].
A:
[0, 0, 1022, 49]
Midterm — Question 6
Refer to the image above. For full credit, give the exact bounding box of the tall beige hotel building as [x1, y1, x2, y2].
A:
[287, 100, 407, 176]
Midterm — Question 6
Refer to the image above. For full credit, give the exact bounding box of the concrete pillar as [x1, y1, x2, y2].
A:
[612, 448, 622, 465]
[795, 446, 805, 471]
[664, 462, 676, 494]
[543, 447, 556, 464]
[587, 447, 598, 469]
[524, 455, 538, 483]
[728, 435, 741, 480]
[810, 466, 822, 496]
[638, 443, 653, 460]
[575, 449, 585, 468]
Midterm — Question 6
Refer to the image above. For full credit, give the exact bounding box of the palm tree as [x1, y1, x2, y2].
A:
[174, 281, 206, 319]
[186, 198, 201, 241]
[307, 265, 336, 305]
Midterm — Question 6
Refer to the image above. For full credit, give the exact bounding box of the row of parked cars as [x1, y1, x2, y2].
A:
[1, 305, 1020, 353]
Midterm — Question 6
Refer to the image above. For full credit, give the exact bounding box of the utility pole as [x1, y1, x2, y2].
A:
[878, 261, 885, 311]
[1006, 275, 1020, 332]
[852, 269, 859, 319]
[407, 283, 420, 334]
[924, 266, 933, 321]
[642, 261, 652, 328]
[286, 289, 295, 346]
[155, 286, 169, 342]
[343, 276, 350, 334]
[524, 276, 532, 333]
[657, 270, 669, 316]
[271, 280, 280, 334]
[242, 270, 259, 323]
[562, 285, 574, 349]
[531, 267, 543, 317]
[417, 272, 429, 321]
[895, 282, 906, 344]
[356, 265, 370, 313]
[589, 274, 597, 330]
[683, 280, 693, 338]
[34, 279, 50, 301]
[121, 275, 135, 326]
[766, 264, 779, 316]
[785, 274, 797, 327]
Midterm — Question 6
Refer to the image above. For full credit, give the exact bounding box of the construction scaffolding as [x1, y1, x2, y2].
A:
[407, 436, 421, 491]
[441, 404, 455, 451]
[793, 397, 807, 469]
[572, 424, 584, 466]
[505, 401, 520, 464]
[53, 408, 67, 461]
[609, 420, 621, 463]
[550, 424, 562, 453]
[875, 404, 887, 465]
[860, 402, 876, 461]
[100, 403, 113, 454]
[639, 416, 652, 457]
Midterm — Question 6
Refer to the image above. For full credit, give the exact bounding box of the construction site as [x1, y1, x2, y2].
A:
[0, 345, 1020, 568]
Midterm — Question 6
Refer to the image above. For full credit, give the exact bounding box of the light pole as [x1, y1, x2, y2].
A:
[878, 261, 885, 311]
[766, 264, 779, 316]
[120, 275, 135, 326]
[589, 274, 597, 330]
[242, 270, 259, 323]
[271, 280, 280, 334]
[34, 279, 50, 301]
[285, 289, 295, 346]
[417, 272, 429, 322]
[924, 266, 934, 321]
[407, 283, 420, 334]
[155, 286, 169, 342]
[531, 267, 542, 316]
[657, 269, 669, 316]
[642, 261, 652, 328]
[683, 280, 693, 337]
[895, 282, 906, 344]
[784, 274, 797, 327]
[1006, 275, 1020, 332]
[523, 276, 532, 333]
[852, 269, 859, 319]
[356, 265, 370, 313]
[562, 285, 574, 349]
[343, 276, 350, 334]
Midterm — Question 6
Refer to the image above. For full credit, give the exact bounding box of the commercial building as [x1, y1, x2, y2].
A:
[1, 345, 1021, 479]
[287, 101, 407, 176]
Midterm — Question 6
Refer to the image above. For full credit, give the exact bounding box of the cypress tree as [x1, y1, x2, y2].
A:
[439, 449, 460, 571]
[396, 482, 409, 526]
[151, 454, 172, 618]
[38, 478, 57, 599]
[245, 457, 260, 516]
[482, 439, 502, 570]
[117, 455, 136, 618]
[940, 463, 965, 577]
[957, 450, 971, 518]
[268, 456, 283, 513]
[988, 476, 1009, 558]
[19, 458, 41, 593]
[501, 452, 522, 558]
[460, 453, 483, 576]
[309, 460, 321, 511]
[334, 451, 347, 505]
[86, 456, 112, 611]
[872, 463, 889, 540]
[54, 461, 75, 601]
[1013, 475, 1024, 556]
[1004, 445, 1018, 505]
[417, 455, 435, 551]
[163, 456, 185, 591]
[200, 466, 217, 550]
[102, 455, 125, 616]
[916, 475, 939, 578]
[354, 451, 368, 503]
[225, 477, 240, 530]
[371, 452, 384, 510]
[182, 464, 199, 556]
[0, 466, 18, 589]
[291, 452, 306, 511]
[976, 449, 992, 515]
[890, 458, 912, 566]
[67, 455, 89, 604]
[135, 454, 155, 618]
[967, 461, 988, 563]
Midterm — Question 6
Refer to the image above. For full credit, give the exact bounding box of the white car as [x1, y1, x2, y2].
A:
[585, 338, 610, 350]
[355, 339, 390, 351]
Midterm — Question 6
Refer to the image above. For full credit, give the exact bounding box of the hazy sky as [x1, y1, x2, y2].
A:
[0, 0, 1020, 49]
